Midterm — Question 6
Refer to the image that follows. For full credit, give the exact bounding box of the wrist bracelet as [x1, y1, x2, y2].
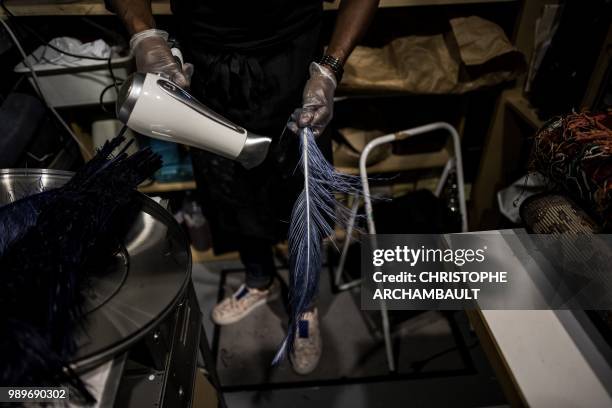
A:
[317, 54, 344, 82]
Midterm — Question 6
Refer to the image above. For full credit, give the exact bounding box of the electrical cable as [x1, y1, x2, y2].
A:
[1, 0, 126, 116]
[0, 18, 92, 159]
[1, 0, 108, 61]
[99, 82, 124, 115]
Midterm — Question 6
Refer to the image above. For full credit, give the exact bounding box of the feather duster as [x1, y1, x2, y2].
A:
[273, 127, 362, 364]
[0, 132, 161, 403]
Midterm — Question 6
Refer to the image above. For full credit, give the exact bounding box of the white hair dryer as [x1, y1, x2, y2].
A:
[116, 72, 271, 169]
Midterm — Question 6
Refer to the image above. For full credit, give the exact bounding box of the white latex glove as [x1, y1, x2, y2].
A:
[130, 29, 194, 88]
[288, 62, 337, 138]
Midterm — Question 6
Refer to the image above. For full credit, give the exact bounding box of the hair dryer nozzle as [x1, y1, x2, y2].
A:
[236, 132, 272, 169]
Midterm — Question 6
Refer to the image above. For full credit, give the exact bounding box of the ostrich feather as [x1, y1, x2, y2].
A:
[273, 127, 361, 364]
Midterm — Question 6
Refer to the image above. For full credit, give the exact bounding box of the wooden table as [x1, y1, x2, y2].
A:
[462, 230, 612, 407]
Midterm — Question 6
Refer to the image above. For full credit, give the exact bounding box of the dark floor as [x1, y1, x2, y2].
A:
[192, 259, 507, 408]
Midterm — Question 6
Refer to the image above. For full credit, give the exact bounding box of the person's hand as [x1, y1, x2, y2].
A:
[288, 62, 337, 138]
[130, 29, 193, 88]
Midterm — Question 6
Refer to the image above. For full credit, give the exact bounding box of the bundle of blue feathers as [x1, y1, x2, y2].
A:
[0, 134, 162, 403]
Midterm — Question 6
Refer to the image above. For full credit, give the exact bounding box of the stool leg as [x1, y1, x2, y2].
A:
[380, 307, 395, 372]
[334, 196, 361, 290]
[198, 324, 227, 408]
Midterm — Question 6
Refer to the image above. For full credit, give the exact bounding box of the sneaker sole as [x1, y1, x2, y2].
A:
[212, 289, 280, 326]
[291, 349, 322, 375]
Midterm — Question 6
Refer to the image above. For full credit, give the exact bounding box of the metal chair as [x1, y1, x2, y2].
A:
[333, 122, 468, 372]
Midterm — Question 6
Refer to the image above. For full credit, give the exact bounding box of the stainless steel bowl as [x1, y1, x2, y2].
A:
[0, 168, 191, 371]
[0, 168, 74, 204]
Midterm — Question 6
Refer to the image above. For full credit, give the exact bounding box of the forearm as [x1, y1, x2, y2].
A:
[326, 0, 379, 64]
[288, 0, 378, 135]
[111, 0, 155, 35]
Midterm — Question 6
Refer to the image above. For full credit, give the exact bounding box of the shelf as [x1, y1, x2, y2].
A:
[1, 0, 517, 16]
[190, 242, 288, 263]
[327, 0, 516, 7]
[336, 148, 450, 175]
[1, 0, 114, 16]
[0, 0, 162, 16]
[504, 88, 545, 130]
[139, 180, 196, 194]
[191, 247, 238, 263]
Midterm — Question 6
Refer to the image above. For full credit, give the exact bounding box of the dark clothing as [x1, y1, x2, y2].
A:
[239, 237, 276, 289]
[106, 0, 331, 270]
[184, 17, 332, 254]
[184, 6, 332, 290]
[171, 0, 323, 52]
[182, 6, 331, 290]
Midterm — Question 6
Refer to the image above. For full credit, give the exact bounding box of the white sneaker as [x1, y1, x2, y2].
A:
[290, 308, 322, 375]
[211, 283, 277, 326]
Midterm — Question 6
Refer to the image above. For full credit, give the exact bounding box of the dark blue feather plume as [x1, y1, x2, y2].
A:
[0, 133, 162, 402]
[273, 127, 361, 364]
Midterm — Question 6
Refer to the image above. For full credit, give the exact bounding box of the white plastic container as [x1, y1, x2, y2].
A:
[14, 40, 132, 108]
[92, 119, 139, 155]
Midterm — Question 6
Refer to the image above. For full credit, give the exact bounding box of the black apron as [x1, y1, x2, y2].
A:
[171, 0, 332, 253]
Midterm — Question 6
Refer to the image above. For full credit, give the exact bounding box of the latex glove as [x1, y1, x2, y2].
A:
[288, 62, 337, 138]
[130, 29, 193, 88]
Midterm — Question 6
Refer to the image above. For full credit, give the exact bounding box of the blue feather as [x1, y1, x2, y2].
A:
[0, 134, 162, 402]
[273, 127, 361, 364]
